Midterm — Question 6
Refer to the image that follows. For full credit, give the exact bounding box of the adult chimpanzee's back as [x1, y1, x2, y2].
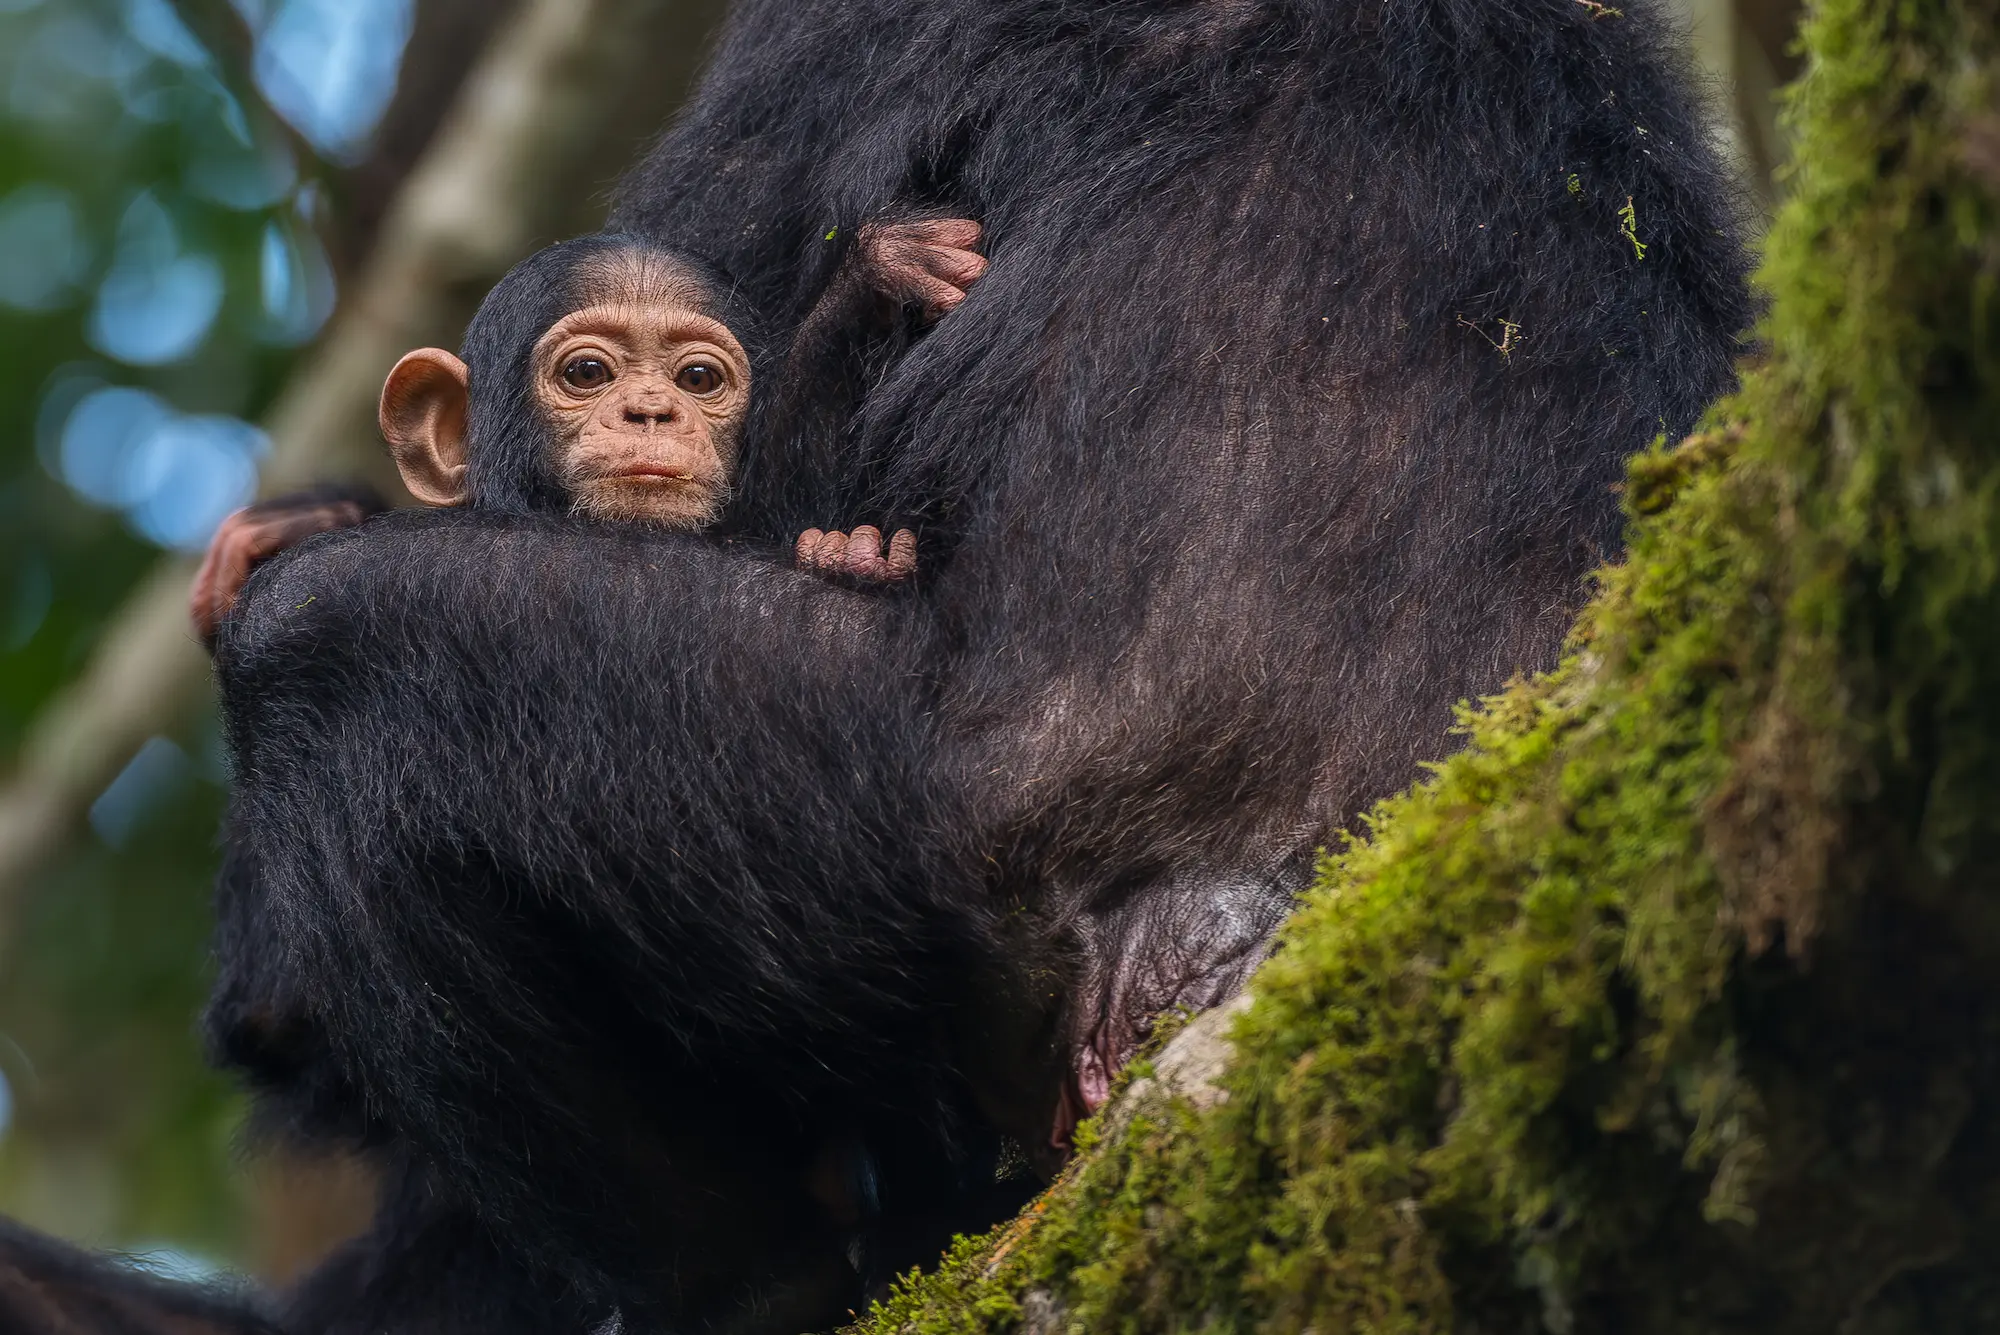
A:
[0, 3, 1752, 1334]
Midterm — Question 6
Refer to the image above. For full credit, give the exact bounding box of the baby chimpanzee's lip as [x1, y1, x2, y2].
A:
[612, 466, 696, 482]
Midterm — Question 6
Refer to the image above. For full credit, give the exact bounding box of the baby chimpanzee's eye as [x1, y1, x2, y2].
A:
[677, 364, 723, 396]
[562, 357, 612, 390]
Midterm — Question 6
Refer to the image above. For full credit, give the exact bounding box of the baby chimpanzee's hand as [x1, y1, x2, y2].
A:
[191, 486, 383, 643]
[796, 525, 918, 583]
[857, 219, 988, 323]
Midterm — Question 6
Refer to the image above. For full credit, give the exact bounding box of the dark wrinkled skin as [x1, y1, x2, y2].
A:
[0, 2, 1751, 1332]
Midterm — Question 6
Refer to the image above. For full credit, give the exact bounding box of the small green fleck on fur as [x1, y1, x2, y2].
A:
[1618, 196, 1648, 260]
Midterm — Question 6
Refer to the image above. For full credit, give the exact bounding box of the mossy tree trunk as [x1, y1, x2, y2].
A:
[861, 0, 2000, 1330]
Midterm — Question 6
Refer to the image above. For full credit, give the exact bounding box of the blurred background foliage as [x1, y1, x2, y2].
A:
[0, 0, 1801, 1286]
[0, 0, 514, 1278]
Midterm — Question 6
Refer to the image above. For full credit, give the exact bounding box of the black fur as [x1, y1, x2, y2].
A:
[218, 510, 1018, 1322]
[18, 2, 1756, 1332]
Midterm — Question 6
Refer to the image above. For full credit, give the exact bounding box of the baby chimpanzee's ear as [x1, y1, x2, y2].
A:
[380, 349, 472, 507]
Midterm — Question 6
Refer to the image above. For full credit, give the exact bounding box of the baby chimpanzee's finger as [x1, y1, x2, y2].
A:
[903, 273, 969, 320]
[886, 529, 918, 579]
[796, 526, 917, 583]
[190, 514, 255, 640]
[842, 526, 887, 574]
[921, 245, 988, 292]
[800, 528, 873, 576]
[906, 218, 983, 252]
[861, 219, 987, 321]
[796, 529, 829, 568]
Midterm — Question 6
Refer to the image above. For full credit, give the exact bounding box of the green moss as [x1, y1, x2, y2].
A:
[855, 1, 2000, 1329]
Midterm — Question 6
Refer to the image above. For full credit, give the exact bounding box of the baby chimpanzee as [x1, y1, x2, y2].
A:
[375, 219, 986, 576]
[187, 221, 981, 637]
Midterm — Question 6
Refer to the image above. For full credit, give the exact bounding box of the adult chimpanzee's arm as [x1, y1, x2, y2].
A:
[216, 508, 993, 1307]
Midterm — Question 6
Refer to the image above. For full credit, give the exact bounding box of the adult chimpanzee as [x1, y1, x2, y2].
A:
[0, 1, 1752, 1332]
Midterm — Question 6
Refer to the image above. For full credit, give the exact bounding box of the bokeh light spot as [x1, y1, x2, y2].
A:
[87, 192, 224, 365]
[54, 385, 267, 549]
[58, 385, 173, 507]
[38, 10, 146, 80]
[0, 184, 89, 313]
[125, 414, 266, 550]
[6, 10, 143, 128]
[252, 0, 414, 161]
[259, 216, 334, 342]
[186, 110, 298, 209]
[124, 0, 210, 67]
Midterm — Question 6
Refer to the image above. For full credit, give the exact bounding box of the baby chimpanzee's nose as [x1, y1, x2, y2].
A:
[624, 402, 677, 427]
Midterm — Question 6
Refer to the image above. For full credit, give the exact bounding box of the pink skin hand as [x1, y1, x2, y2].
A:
[858, 218, 988, 321]
[794, 525, 918, 582]
[190, 499, 370, 641]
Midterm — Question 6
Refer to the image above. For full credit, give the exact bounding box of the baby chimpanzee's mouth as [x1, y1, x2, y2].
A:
[613, 465, 696, 482]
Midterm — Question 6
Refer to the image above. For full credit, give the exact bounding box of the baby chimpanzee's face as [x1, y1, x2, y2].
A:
[378, 245, 752, 529]
[531, 256, 751, 528]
